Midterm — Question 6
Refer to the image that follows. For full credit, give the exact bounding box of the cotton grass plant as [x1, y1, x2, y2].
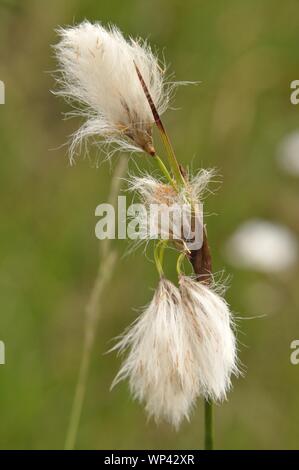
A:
[53, 21, 240, 449]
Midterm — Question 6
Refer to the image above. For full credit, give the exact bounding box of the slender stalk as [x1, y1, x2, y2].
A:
[65, 156, 128, 450]
[134, 63, 185, 188]
[154, 155, 177, 190]
[65, 251, 117, 450]
[157, 127, 185, 187]
[176, 251, 186, 276]
[154, 239, 168, 277]
[135, 61, 215, 449]
[204, 400, 214, 450]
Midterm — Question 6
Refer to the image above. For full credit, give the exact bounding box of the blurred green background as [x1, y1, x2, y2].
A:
[0, 0, 299, 450]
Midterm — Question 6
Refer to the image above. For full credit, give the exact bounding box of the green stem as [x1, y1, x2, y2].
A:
[64, 157, 127, 450]
[133, 62, 184, 188]
[154, 240, 167, 277]
[176, 252, 186, 276]
[154, 155, 177, 190]
[204, 400, 214, 450]
[158, 128, 185, 188]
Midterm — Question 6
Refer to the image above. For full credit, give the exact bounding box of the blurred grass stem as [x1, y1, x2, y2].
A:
[65, 156, 128, 450]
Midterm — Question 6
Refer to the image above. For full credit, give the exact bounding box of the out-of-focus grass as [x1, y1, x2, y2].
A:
[0, 0, 299, 449]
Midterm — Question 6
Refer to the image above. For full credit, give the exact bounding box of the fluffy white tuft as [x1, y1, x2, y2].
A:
[187, 168, 218, 201]
[179, 275, 239, 401]
[126, 169, 215, 249]
[111, 275, 239, 427]
[53, 21, 173, 161]
[111, 278, 200, 428]
[128, 168, 215, 204]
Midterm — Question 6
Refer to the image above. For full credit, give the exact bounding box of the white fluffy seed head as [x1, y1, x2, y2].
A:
[128, 168, 215, 204]
[179, 275, 239, 401]
[111, 276, 239, 428]
[127, 169, 215, 249]
[111, 278, 200, 429]
[53, 21, 173, 161]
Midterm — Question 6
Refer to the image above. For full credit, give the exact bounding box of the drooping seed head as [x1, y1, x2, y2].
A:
[53, 21, 175, 162]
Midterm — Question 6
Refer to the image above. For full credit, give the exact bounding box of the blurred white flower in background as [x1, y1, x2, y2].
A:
[225, 219, 298, 273]
[277, 131, 299, 176]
